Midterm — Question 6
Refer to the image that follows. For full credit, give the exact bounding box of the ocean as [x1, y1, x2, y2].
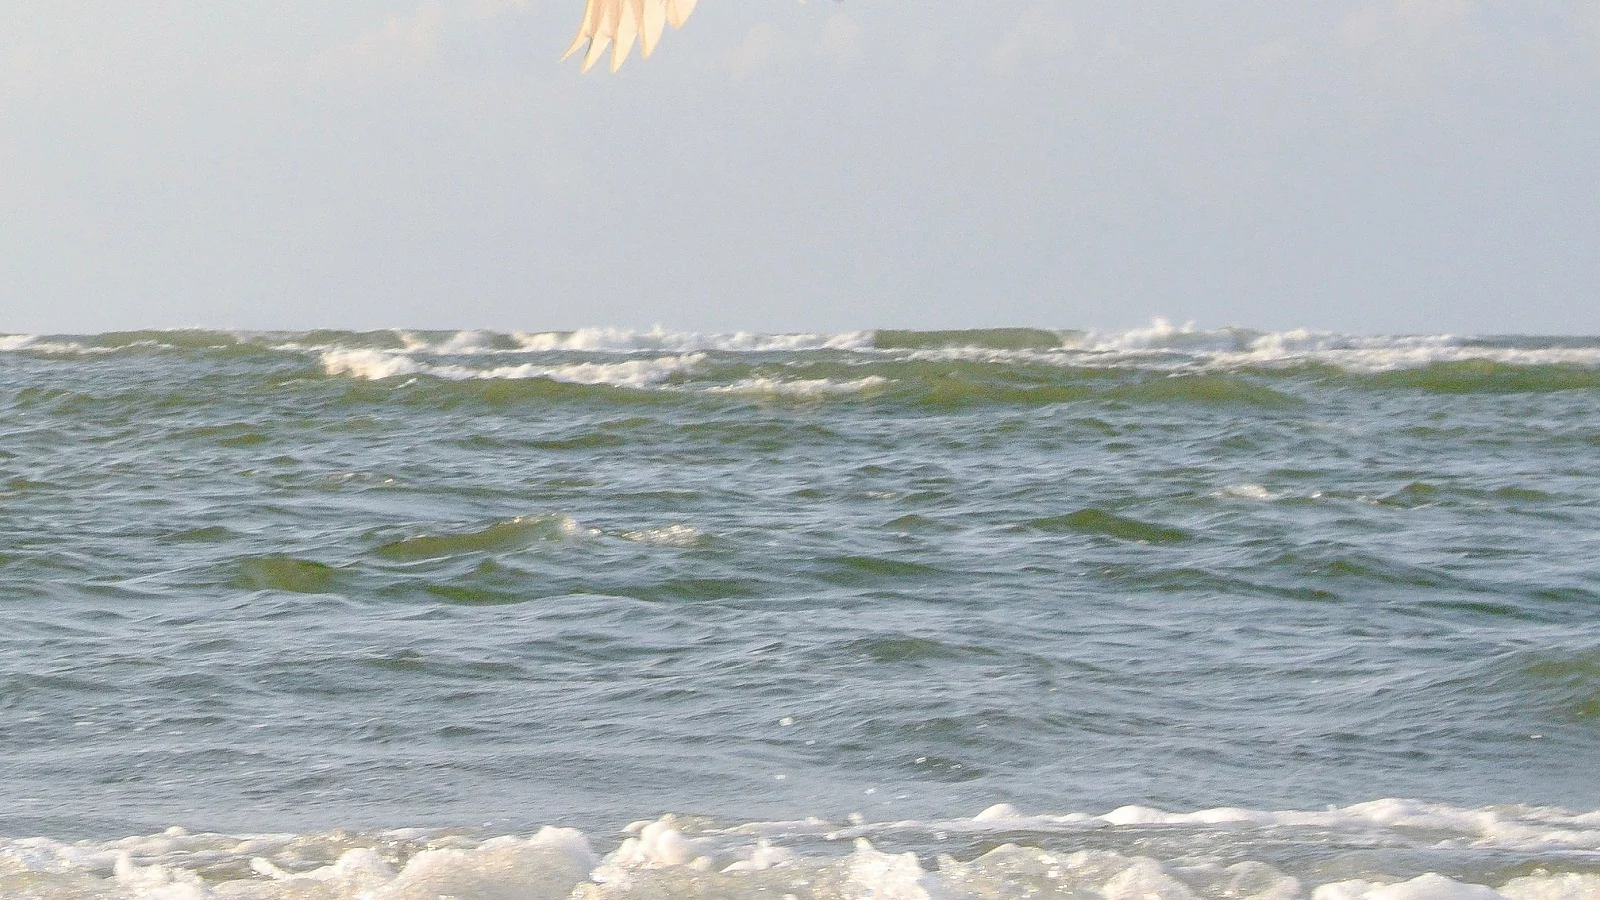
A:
[0, 323, 1596, 899]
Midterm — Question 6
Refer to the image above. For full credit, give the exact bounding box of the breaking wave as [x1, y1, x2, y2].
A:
[319, 349, 705, 389]
[4, 800, 1598, 900]
[7, 324, 1600, 402]
[510, 326, 875, 354]
[0, 322, 1591, 366]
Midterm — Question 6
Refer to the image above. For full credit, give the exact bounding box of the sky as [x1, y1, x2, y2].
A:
[2, 0, 1598, 336]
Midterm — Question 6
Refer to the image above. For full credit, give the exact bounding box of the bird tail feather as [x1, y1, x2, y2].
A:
[566, 0, 697, 71]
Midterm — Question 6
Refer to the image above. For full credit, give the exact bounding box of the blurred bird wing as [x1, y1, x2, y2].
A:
[564, 0, 698, 72]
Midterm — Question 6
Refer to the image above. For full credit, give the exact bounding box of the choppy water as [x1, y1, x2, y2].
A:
[1, 323, 1597, 899]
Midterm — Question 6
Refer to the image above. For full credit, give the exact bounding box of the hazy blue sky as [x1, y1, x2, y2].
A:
[3, 1, 1598, 335]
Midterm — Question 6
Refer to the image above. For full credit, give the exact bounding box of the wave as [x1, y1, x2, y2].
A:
[707, 376, 891, 399]
[4, 800, 1598, 900]
[1024, 509, 1191, 543]
[372, 515, 595, 562]
[874, 328, 1070, 351]
[377, 323, 1600, 375]
[903, 324, 1600, 376]
[320, 349, 706, 389]
[510, 326, 875, 354]
[0, 334, 116, 357]
[9, 326, 1600, 400]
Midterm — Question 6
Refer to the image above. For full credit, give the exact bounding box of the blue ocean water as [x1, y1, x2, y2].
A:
[0, 324, 1596, 899]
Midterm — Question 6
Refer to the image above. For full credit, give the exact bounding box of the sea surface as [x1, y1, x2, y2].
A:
[0, 323, 1596, 900]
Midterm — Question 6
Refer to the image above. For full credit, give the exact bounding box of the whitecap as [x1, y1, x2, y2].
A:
[470, 354, 704, 388]
[428, 329, 502, 354]
[320, 349, 422, 380]
[511, 326, 874, 354]
[0, 334, 114, 356]
[319, 349, 704, 388]
[707, 375, 890, 398]
[1066, 317, 1212, 353]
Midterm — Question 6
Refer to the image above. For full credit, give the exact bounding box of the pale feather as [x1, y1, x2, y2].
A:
[666, 0, 696, 29]
[565, 0, 697, 71]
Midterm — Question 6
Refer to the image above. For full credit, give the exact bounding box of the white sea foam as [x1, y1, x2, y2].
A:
[708, 375, 890, 398]
[404, 329, 502, 355]
[512, 326, 874, 354]
[1313, 874, 1507, 900]
[320, 349, 704, 388]
[1088, 799, 1600, 851]
[814, 799, 1600, 855]
[1209, 335, 1600, 373]
[319, 348, 892, 395]
[1058, 321, 1481, 361]
[390, 321, 1600, 375]
[0, 334, 113, 356]
[466, 354, 704, 388]
[320, 349, 423, 380]
[1501, 874, 1600, 900]
[617, 524, 705, 548]
[1066, 317, 1213, 353]
[894, 323, 1600, 374]
[5, 802, 1598, 900]
[16, 325, 1600, 378]
[1216, 483, 1279, 501]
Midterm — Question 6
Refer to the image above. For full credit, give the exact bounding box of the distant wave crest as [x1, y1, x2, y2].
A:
[8, 324, 1600, 398]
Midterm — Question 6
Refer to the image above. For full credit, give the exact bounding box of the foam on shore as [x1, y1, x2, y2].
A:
[5, 801, 1598, 900]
